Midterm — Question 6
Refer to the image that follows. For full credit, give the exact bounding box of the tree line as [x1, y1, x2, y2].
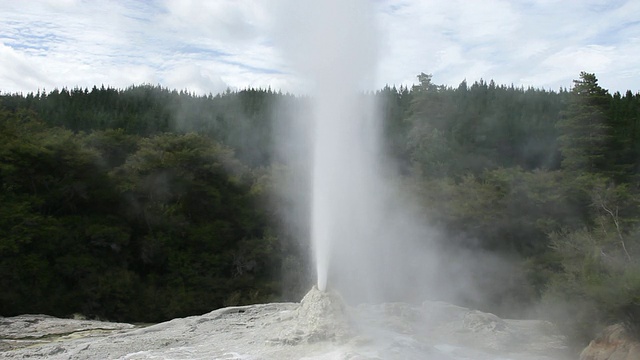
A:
[1, 73, 639, 347]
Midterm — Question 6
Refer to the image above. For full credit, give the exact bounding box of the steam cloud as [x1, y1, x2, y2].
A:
[269, 0, 524, 307]
[271, 0, 434, 301]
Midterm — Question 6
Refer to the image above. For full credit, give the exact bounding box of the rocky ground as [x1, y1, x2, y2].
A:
[1, 287, 572, 359]
[0, 314, 135, 352]
[580, 323, 640, 360]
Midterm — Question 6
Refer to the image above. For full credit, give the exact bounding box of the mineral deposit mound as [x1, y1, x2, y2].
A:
[1, 287, 570, 359]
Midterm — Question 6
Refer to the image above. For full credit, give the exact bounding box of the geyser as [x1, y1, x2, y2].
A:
[279, 0, 381, 292]
[310, 87, 381, 292]
[275, 0, 479, 307]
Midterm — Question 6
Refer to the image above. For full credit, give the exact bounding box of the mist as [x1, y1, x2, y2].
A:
[3, 2, 640, 358]
[267, 0, 515, 308]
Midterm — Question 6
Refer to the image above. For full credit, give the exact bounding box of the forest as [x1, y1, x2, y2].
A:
[1, 72, 639, 347]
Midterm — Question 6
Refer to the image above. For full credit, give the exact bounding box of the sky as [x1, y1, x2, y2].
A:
[1, 0, 639, 95]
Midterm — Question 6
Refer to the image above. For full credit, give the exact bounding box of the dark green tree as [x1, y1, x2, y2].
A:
[557, 72, 612, 173]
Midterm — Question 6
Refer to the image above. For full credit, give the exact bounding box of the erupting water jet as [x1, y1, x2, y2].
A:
[292, 0, 381, 295]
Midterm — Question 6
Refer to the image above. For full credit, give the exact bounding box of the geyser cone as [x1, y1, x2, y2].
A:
[285, 286, 354, 343]
[299, 286, 349, 323]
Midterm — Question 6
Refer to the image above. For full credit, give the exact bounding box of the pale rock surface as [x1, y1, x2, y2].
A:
[0, 314, 134, 352]
[1, 287, 571, 359]
[580, 324, 640, 360]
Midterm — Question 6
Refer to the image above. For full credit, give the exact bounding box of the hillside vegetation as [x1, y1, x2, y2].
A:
[1, 73, 639, 346]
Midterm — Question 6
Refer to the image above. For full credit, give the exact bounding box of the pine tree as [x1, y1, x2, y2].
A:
[557, 72, 612, 173]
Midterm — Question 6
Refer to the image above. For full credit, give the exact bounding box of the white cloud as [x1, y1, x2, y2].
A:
[0, 43, 51, 92]
[161, 0, 267, 44]
[163, 64, 226, 94]
[373, 0, 640, 92]
[0, 0, 638, 94]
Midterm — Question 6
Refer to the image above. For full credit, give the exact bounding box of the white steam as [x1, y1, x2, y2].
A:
[270, 0, 437, 300]
[271, 0, 381, 293]
[269, 0, 522, 307]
